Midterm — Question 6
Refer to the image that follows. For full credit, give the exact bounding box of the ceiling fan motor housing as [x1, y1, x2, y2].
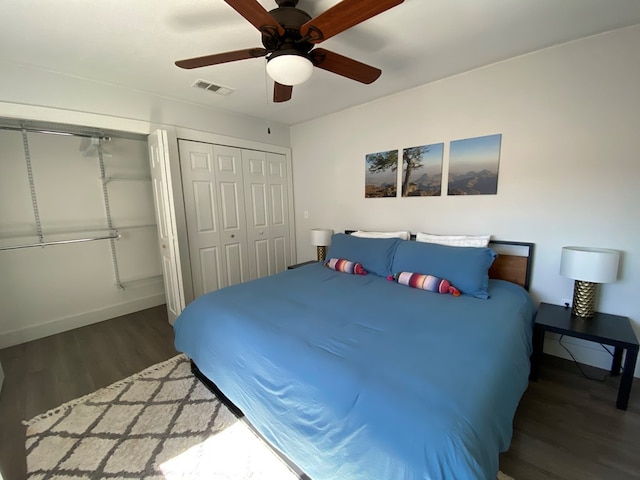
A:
[263, 4, 313, 57]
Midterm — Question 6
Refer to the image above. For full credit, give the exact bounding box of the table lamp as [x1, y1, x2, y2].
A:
[559, 246, 620, 318]
[310, 229, 333, 262]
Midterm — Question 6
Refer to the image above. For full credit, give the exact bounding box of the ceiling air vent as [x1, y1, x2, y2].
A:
[192, 79, 234, 96]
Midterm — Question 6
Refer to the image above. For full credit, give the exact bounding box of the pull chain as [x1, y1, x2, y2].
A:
[263, 58, 271, 135]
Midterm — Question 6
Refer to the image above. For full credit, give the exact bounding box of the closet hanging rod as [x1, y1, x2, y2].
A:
[0, 125, 109, 140]
[0, 233, 120, 251]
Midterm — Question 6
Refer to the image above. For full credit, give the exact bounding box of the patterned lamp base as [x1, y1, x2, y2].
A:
[572, 280, 597, 317]
[316, 246, 327, 262]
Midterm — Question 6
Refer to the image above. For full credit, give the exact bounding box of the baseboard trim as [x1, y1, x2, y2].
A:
[0, 294, 166, 349]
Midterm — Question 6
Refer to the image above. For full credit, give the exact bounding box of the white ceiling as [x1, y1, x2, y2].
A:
[2, 0, 640, 126]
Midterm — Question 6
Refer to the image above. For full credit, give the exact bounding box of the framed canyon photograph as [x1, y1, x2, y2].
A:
[448, 134, 502, 195]
[401, 143, 444, 197]
[365, 149, 398, 198]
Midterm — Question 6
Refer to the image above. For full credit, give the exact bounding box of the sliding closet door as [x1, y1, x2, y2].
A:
[213, 145, 249, 287]
[178, 140, 223, 298]
[266, 152, 291, 273]
[243, 149, 271, 279]
[243, 150, 291, 280]
[179, 140, 249, 297]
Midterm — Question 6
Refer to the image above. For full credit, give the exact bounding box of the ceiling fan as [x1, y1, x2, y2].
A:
[175, 0, 404, 102]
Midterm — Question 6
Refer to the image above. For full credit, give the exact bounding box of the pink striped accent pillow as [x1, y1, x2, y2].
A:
[388, 272, 461, 296]
[325, 258, 368, 275]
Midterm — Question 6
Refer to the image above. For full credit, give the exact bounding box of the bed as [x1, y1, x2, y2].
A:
[173, 232, 536, 480]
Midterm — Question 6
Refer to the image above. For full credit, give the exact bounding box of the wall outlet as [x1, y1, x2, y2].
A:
[561, 297, 572, 308]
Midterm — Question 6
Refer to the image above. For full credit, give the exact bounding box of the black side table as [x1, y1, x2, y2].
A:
[531, 302, 639, 410]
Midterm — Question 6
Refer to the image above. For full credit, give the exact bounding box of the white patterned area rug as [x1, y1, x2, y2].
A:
[25, 354, 516, 480]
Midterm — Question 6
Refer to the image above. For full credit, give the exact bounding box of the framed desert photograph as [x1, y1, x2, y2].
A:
[448, 134, 502, 195]
[365, 149, 398, 198]
[401, 143, 444, 197]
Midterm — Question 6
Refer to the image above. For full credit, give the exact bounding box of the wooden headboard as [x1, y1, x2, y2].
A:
[344, 231, 534, 291]
[487, 240, 534, 291]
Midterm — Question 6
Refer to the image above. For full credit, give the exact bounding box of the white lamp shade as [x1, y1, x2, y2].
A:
[560, 246, 620, 283]
[266, 53, 313, 86]
[310, 228, 333, 247]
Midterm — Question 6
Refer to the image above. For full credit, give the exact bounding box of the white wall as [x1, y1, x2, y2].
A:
[0, 131, 165, 348]
[0, 61, 290, 147]
[291, 25, 640, 375]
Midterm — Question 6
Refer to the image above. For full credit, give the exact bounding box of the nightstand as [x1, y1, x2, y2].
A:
[287, 260, 318, 270]
[531, 302, 639, 410]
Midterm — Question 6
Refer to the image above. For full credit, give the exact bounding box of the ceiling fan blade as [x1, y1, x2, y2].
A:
[311, 48, 381, 84]
[273, 82, 293, 103]
[300, 0, 404, 43]
[224, 0, 284, 36]
[175, 48, 267, 69]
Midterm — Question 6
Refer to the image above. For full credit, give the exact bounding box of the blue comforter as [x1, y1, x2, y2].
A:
[174, 263, 535, 480]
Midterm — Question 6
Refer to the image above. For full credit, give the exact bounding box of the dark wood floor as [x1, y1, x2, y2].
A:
[0, 305, 178, 480]
[0, 306, 638, 480]
[501, 355, 640, 480]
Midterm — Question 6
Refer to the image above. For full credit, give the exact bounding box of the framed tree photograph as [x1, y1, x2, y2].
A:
[448, 134, 502, 195]
[365, 149, 398, 198]
[401, 143, 444, 196]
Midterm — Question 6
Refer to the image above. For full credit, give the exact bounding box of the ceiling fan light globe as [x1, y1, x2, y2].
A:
[266, 54, 313, 86]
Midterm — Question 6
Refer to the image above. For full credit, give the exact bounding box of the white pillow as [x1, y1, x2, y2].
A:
[415, 232, 490, 248]
[351, 230, 411, 241]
